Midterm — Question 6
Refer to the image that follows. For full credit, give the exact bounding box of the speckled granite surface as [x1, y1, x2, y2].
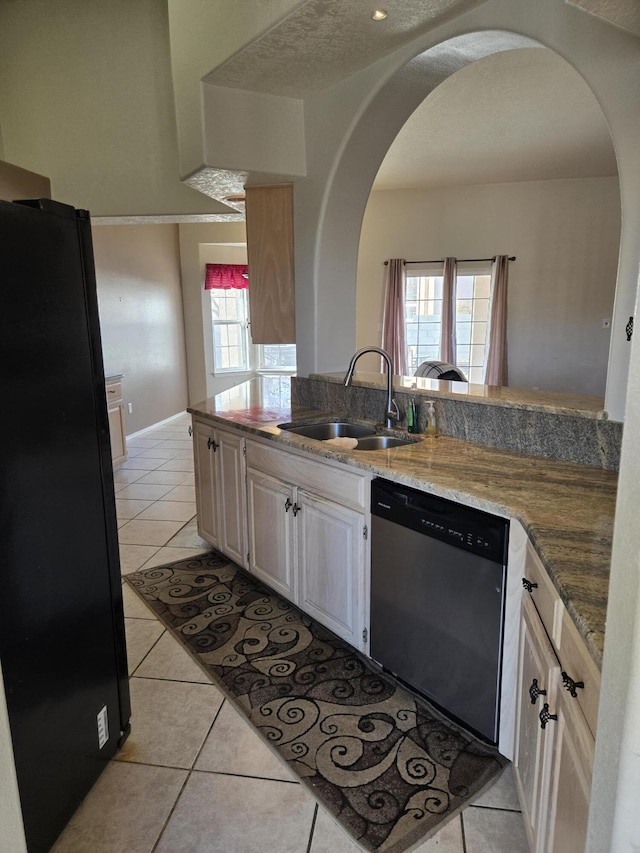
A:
[301, 375, 622, 471]
[189, 377, 617, 668]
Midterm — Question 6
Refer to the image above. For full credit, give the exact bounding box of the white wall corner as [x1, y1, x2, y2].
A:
[202, 84, 306, 180]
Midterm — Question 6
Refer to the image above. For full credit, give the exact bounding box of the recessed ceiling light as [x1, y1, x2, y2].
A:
[372, 9, 388, 21]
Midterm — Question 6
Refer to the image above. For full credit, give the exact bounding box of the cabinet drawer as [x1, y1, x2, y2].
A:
[523, 541, 561, 647]
[557, 608, 601, 738]
[106, 379, 123, 404]
[246, 440, 368, 510]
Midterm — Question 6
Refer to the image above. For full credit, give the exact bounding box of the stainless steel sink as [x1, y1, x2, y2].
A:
[279, 421, 376, 440]
[354, 435, 417, 450]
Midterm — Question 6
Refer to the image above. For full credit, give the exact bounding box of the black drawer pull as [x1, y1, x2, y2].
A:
[539, 703, 558, 729]
[561, 671, 585, 698]
[207, 437, 219, 451]
[522, 578, 538, 593]
[529, 678, 546, 705]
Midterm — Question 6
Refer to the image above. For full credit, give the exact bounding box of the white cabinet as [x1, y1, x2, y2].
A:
[245, 439, 369, 649]
[105, 376, 126, 466]
[297, 489, 365, 642]
[513, 542, 600, 853]
[192, 417, 247, 567]
[246, 468, 295, 599]
[514, 595, 560, 850]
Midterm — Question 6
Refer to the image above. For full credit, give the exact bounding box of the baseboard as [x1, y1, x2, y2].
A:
[126, 410, 189, 441]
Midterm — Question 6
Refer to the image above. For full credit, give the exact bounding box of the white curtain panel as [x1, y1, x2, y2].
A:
[484, 255, 510, 386]
[382, 258, 407, 375]
[440, 257, 457, 364]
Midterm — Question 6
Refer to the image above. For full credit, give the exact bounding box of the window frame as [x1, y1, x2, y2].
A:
[208, 287, 297, 376]
[209, 286, 251, 375]
[404, 260, 492, 382]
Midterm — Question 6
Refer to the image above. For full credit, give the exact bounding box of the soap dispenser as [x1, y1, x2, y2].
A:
[426, 401, 437, 437]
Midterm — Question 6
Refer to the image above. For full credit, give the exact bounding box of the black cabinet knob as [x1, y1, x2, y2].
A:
[529, 678, 547, 705]
[561, 671, 585, 698]
[539, 703, 558, 729]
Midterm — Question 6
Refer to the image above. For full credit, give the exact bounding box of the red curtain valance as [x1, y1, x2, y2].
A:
[204, 263, 248, 290]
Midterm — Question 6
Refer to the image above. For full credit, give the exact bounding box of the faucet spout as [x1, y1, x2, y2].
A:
[343, 346, 400, 429]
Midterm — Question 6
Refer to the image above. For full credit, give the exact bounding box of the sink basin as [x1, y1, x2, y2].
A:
[354, 435, 417, 450]
[279, 421, 376, 440]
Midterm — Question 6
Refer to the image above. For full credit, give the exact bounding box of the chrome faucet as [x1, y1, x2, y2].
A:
[343, 346, 401, 429]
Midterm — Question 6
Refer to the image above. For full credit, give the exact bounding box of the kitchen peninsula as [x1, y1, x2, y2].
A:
[189, 374, 616, 666]
[189, 373, 616, 852]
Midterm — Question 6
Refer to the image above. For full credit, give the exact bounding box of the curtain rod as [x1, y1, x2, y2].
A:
[383, 256, 516, 265]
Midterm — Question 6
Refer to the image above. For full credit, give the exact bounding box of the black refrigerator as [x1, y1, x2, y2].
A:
[0, 198, 131, 852]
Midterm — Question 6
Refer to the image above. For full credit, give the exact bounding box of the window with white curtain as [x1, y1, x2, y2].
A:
[404, 262, 492, 383]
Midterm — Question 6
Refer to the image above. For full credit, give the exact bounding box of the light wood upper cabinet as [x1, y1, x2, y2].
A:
[245, 185, 295, 344]
[0, 160, 51, 202]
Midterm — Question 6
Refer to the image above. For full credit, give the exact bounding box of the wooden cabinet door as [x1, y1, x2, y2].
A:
[107, 403, 126, 466]
[245, 185, 295, 344]
[193, 420, 219, 547]
[296, 489, 366, 648]
[544, 681, 594, 853]
[514, 595, 560, 852]
[246, 468, 295, 599]
[217, 429, 247, 567]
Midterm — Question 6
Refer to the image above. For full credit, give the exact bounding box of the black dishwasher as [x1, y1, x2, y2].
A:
[370, 477, 509, 744]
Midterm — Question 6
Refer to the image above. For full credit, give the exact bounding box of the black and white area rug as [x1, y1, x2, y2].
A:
[125, 550, 507, 853]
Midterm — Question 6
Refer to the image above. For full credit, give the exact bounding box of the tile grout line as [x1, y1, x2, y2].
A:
[306, 804, 319, 853]
[128, 630, 168, 678]
[149, 768, 192, 853]
[461, 811, 468, 853]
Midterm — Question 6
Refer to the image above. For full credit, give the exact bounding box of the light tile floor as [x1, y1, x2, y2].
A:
[52, 412, 529, 853]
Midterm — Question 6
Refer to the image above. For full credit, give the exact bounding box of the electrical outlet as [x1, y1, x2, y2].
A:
[127, 403, 133, 413]
[602, 318, 611, 328]
[97, 705, 109, 749]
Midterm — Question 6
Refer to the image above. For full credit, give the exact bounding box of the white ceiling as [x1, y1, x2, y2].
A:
[373, 48, 619, 190]
[204, 0, 487, 97]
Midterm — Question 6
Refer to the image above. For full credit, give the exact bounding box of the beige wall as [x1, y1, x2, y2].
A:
[92, 224, 189, 434]
[0, 0, 227, 217]
[357, 177, 621, 396]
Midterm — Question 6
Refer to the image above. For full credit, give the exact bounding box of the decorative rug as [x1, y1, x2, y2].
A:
[125, 551, 507, 853]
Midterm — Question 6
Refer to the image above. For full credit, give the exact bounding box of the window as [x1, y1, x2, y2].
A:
[405, 263, 491, 384]
[209, 289, 297, 374]
[210, 288, 250, 372]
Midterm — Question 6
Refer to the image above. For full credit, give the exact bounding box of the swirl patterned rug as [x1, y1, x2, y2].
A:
[125, 550, 507, 853]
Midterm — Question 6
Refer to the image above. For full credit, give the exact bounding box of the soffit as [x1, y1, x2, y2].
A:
[204, 0, 488, 97]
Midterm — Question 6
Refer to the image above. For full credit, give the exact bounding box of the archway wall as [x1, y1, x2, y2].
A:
[296, 0, 640, 423]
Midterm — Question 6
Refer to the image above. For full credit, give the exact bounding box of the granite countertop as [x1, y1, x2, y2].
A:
[189, 377, 617, 668]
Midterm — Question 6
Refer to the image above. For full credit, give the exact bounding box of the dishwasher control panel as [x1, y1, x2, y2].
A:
[371, 478, 509, 564]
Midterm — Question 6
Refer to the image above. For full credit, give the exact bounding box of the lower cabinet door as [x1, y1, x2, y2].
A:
[107, 403, 127, 466]
[246, 468, 295, 599]
[193, 420, 219, 547]
[544, 683, 594, 853]
[297, 489, 366, 648]
[514, 595, 560, 852]
[217, 429, 247, 567]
